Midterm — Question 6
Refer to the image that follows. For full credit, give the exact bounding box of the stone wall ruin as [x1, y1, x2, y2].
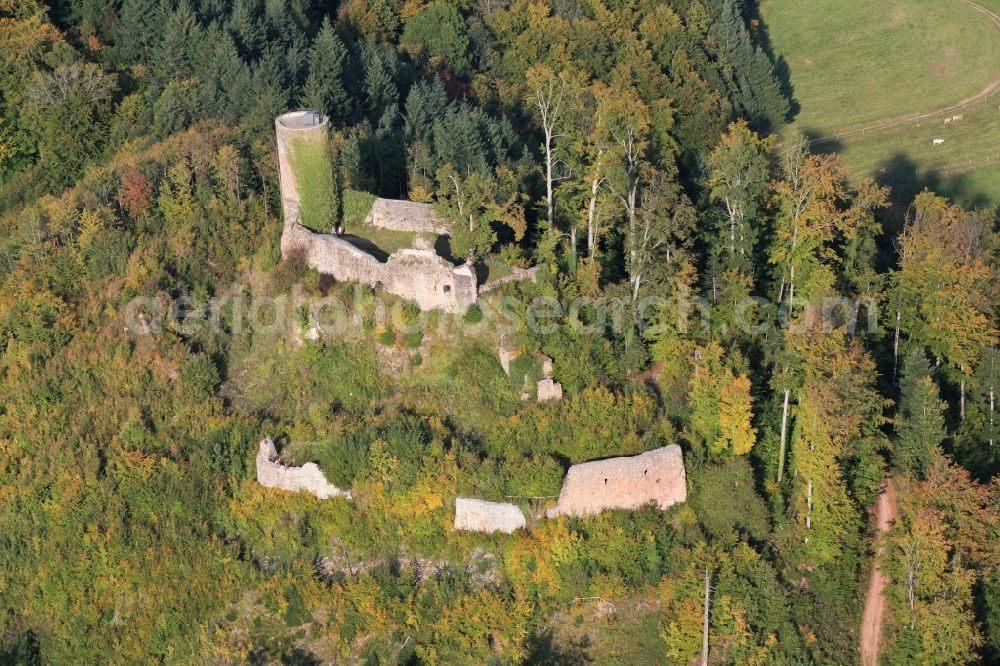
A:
[536, 378, 563, 402]
[256, 437, 352, 500]
[364, 197, 447, 234]
[453, 498, 526, 534]
[275, 111, 477, 313]
[546, 445, 686, 518]
[253, 437, 687, 530]
[497, 348, 564, 403]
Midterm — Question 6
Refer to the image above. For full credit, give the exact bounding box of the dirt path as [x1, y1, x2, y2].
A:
[805, 0, 1000, 146]
[859, 477, 898, 666]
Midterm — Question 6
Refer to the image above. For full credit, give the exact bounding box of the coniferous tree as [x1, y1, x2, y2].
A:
[190, 28, 251, 120]
[401, 0, 471, 76]
[228, 0, 263, 58]
[24, 63, 116, 190]
[300, 18, 350, 123]
[111, 0, 163, 66]
[361, 37, 400, 130]
[955, 347, 1000, 478]
[894, 349, 945, 478]
[433, 103, 488, 176]
[711, 0, 789, 131]
[150, 1, 199, 92]
[403, 77, 449, 191]
[404, 77, 448, 145]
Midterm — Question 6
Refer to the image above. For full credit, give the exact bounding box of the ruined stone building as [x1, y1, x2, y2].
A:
[256, 437, 352, 500]
[546, 445, 687, 518]
[275, 110, 477, 312]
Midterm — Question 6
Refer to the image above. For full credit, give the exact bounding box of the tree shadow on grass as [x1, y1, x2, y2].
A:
[871, 152, 997, 217]
[872, 153, 937, 224]
[930, 171, 999, 212]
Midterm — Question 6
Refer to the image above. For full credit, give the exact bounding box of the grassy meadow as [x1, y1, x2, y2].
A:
[762, 0, 1000, 207]
[761, 0, 1000, 134]
[818, 93, 1000, 204]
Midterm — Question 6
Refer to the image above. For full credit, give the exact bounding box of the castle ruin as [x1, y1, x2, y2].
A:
[254, 436, 687, 527]
[275, 111, 477, 313]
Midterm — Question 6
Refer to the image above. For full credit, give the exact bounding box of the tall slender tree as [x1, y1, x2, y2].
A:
[894, 349, 945, 478]
[301, 18, 350, 124]
[706, 120, 770, 277]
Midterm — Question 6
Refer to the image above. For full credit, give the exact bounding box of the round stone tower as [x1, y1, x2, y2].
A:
[274, 110, 330, 228]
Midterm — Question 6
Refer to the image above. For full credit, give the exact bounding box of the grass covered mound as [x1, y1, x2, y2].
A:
[289, 134, 339, 233]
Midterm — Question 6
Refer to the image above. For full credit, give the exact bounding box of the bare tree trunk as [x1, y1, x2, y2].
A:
[893, 311, 901, 382]
[907, 570, 916, 629]
[587, 176, 601, 257]
[627, 200, 638, 301]
[960, 378, 966, 421]
[702, 568, 710, 666]
[545, 129, 555, 228]
[257, 163, 270, 219]
[569, 226, 577, 273]
[727, 197, 736, 257]
[788, 265, 795, 311]
[786, 224, 798, 311]
[778, 388, 790, 483]
[806, 481, 813, 529]
[990, 386, 995, 446]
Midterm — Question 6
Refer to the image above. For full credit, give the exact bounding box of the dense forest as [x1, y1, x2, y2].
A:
[0, 0, 998, 663]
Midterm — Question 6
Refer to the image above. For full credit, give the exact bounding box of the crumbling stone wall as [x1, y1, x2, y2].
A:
[256, 437, 352, 500]
[546, 445, 686, 518]
[536, 378, 563, 402]
[275, 112, 477, 313]
[365, 197, 446, 234]
[453, 498, 526, 534]
[498, 348, 515, 375]
[478, 265, 540, 294]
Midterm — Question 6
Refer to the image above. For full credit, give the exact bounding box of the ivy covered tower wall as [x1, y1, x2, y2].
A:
[275, 110, 336, 234]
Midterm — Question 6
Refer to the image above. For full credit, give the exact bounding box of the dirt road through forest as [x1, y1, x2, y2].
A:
[859, 478, 898, 666]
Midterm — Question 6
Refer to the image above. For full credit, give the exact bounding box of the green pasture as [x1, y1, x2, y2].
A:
[761, 0, 1000, 134]
[813, 94, 1000, 207]
[935, 163, 1000, 208]
[763, 0, 1000, 208]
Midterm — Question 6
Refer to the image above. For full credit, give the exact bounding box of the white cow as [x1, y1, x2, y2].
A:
[933, 138, 945, 146]
[952, 115, 963, 122]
